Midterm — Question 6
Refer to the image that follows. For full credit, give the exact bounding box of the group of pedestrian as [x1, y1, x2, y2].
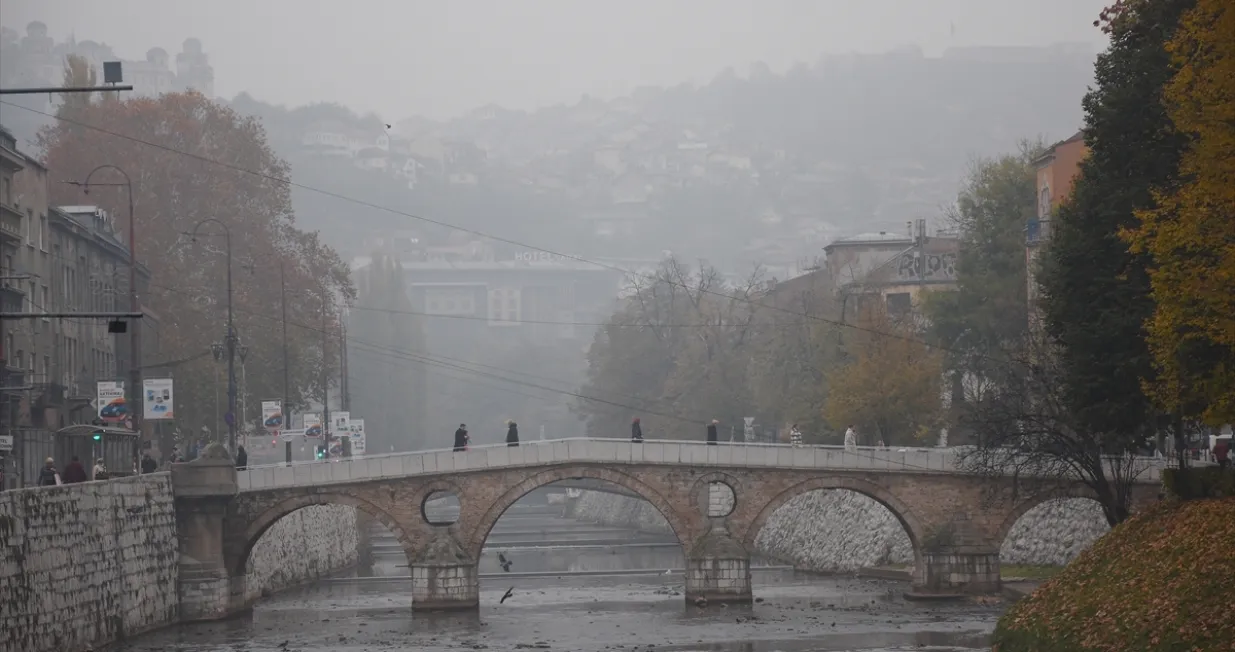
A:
[453, 421, 524, 451]
[37, 455, 104, 486]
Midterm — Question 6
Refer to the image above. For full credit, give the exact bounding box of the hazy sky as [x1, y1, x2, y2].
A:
[4, 0, 1111, 120]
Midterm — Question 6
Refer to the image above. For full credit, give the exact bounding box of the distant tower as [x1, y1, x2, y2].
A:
[175, 37, 214, 97]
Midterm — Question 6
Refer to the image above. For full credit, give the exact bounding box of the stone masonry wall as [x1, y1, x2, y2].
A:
[0, 475, 179, 652]
[0, 479, 361, 652]
[244, 504, 359, 601]
[573, 489, 1110, 570]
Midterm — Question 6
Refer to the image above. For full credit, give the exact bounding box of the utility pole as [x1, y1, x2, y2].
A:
[280, 263, 292, 464]
[68, 166, 138, 435]
[321, 291, 330, 459]
[190, 218, 235, 454]
[339, 319, 349, 411]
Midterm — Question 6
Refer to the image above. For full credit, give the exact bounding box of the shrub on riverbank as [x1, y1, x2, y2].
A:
[992, 497, 1235, 652]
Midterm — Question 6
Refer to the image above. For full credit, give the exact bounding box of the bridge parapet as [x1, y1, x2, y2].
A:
[237, 438, 1165, 493]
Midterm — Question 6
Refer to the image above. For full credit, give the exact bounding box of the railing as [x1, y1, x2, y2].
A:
[235, 437, 1167, 492]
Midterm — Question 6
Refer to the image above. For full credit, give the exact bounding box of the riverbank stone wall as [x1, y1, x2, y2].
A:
[244, 504, 360, 601]
[0, 477, 362, 652]
[572, 489, 1110, 570]
[0, 475, 179, 652]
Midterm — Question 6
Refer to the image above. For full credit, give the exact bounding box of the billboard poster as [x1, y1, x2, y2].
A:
[350, 418, 366, 455]
[142, 378, 174, 420]
[261, 400, 283, 434]
[97, 381, 127, 424]
[303, 413, 322, 438]
[331, 411, 350, 436]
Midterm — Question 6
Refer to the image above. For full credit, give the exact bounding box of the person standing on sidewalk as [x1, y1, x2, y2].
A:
[506, 420, 520, 447]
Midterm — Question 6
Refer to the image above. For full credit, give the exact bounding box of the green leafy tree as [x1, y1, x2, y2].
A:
[925, 143, 1043, 440]
[1037, 0, 1192, 449]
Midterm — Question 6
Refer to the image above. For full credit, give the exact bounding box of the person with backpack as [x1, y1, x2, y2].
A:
[38, 458, 60, 486]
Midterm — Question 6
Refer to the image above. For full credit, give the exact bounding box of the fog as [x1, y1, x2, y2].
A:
[0, 0, 1112, 452]
[4, 0, 1109, 119]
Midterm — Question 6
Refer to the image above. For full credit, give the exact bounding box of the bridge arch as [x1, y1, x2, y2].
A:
[232, 492, 412, 576]
[995, 487, 1109, 553]
[742, 475, 928, 564]
[464, 465, 692, 560]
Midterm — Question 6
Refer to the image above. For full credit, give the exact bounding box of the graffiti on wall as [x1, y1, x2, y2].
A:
[895, 252, 958, 281]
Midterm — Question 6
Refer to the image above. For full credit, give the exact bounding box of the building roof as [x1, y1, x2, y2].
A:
[829, 231, 913, 245]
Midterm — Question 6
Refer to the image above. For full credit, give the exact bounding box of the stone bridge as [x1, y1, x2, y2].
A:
[174, 438, 1164, 617]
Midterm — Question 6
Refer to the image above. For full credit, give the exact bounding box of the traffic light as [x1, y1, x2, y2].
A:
[315, 444, 325, 460]
[92, 430, 103, 442]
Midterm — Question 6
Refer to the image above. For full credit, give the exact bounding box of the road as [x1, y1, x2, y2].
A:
[112, 491, 1004, 651]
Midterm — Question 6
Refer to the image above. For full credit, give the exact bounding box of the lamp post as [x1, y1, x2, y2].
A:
[190, 219, 236, 454]
[68, 165, 139, 432]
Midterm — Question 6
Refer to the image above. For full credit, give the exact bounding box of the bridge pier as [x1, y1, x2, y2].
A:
[171, 444, 243, 621]
[412, 533, 479, 611]
[684, 532, 752, 605]
[910, 550, 1001, 597]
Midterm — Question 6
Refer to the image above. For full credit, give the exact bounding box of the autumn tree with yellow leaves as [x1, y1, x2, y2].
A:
[822, 302, 944, 446]
[1125, 0, 1235, 425]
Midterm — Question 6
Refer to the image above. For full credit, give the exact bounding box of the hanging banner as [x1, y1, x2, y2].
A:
[97, 381, 127, 424]
[262, 400, 283, 434]
[350, 418, 366, 455]
[142, 378, 174, 420]
[331, 411, 350, 436]
[303, 413, 322, 438]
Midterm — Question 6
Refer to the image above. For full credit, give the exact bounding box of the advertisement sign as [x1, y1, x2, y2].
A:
[261, 400, 283, 434]
[349, 418, 366, 455]
[142, 378, 174, 420]
[331, 411, 350, 436]
[303, 413, 322, 438]
[97, 381, 127, 424]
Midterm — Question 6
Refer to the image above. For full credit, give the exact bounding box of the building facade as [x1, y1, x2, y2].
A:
[1027, 131, 1087, 330]
[0, 126, 154, 488]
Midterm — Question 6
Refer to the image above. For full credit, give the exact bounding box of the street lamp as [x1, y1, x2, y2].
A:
[190, 218, 236, 454]
[66, 165, 140, 431]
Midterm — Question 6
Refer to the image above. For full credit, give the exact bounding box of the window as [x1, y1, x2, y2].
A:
[40, 285, 48, 320]
[28, 281, 36, 310]
[24, 209, 33, 246]
[43, 355, 50, 380]
[487, 288, 522, 325]
[37, 214, 47, 251]
[14, 349, 22, 371]
[886, 292, 912, 316]
[1, 177, 9, 205]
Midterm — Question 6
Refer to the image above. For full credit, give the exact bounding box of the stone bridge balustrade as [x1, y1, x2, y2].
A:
[172, 438, 1163, 616]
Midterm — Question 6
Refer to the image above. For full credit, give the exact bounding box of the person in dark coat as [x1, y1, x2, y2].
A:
[62, 456, 88, 484]
[140, 453, 158, 474]
[454, 424, 468, 452]
[235, 445, 248, 470]
[506, 421, 520, 447]
[38, 458, 60, 486]
[706, 419, 719, 445]
[631, 417, 644, 443]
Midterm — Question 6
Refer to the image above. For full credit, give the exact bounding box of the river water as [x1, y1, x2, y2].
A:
[110, 496, 1004, 652]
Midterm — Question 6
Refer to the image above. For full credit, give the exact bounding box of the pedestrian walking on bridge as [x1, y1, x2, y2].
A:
[706, 419, 718, 445]
[631, 417, 644, 443]
[454, 424, 469, 452]
[506, 420, 520, 447]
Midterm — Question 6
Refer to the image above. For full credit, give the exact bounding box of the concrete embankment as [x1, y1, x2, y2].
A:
[0, 476, 360, 652]
[572, 488, 1110, 571]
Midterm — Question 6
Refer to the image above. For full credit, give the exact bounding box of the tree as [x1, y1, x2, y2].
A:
[38, 91, 354, 443]
[822, 303, 944, 446]
[956, 337, 1157, 527]
[348, 254, 429, 452]
[1124, 0, 1235, 425]
[576, 257, 763, 439]
[1036, 0, 1193, 448]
